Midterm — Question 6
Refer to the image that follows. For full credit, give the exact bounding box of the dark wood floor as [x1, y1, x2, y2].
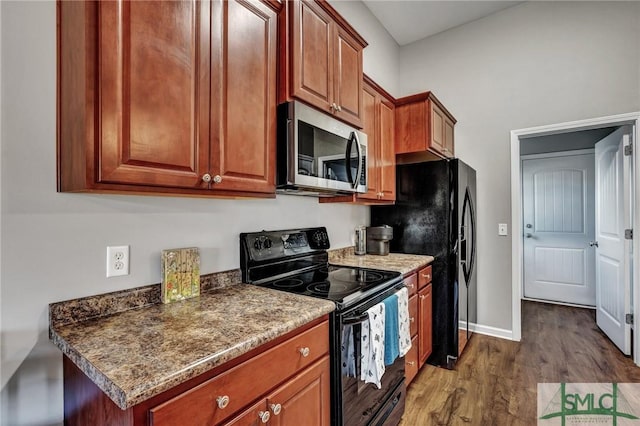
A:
[400, 301, 640, 425]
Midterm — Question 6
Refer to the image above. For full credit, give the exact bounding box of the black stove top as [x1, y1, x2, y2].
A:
[240, 227, 402, 309]
[261, 265, 400, 308]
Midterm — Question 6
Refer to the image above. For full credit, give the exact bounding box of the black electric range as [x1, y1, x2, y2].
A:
[240, 227, 402, 309]
[240, 227, 406, 426]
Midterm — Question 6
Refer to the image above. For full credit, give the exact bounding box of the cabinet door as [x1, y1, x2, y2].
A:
[430, 103, 446, 155]
[405, 335, 419, 385]
[418, 285, 433, 367]
[394, 102, 427, 154]
[333, 25, 362, 127]
[267, 357, 330, 426]
[210, 0, 277, 194]
[98, 1, 210, 189]
[444, 117, 455, 158]
[378, 99, 396, 201]
[222, 399, 267, 426]
[291, 0, 333, 112]
[359, 83, 379, 201]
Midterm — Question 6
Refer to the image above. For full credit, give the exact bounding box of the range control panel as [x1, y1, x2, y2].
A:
[240, 227, 330, 263]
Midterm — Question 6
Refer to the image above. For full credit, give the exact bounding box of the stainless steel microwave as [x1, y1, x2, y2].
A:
[276, 101, 368, 196]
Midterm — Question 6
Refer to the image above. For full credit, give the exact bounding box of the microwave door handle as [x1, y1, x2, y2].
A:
[352, 132, 363, 189]
[345, 132, 361, 189]
[345, 133, 354, 187]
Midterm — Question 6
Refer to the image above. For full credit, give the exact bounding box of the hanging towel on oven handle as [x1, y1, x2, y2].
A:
[383, 293, 399, 365]
[360, 302, 385, 389]
[396, 287, 412, 357]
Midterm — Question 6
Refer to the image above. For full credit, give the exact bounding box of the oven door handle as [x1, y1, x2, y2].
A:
[343, 312, 369, 325]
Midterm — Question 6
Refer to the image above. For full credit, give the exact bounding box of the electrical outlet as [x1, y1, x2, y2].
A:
[498, 223, 508, 236]
[106, 246, 130, 277]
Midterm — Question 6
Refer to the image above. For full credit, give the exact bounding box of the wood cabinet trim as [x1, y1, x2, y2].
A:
[363, 74, 394, 104]
[395, 91, 456, 123]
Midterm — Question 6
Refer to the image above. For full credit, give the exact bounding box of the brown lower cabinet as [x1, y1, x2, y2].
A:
[404, 264, 433, 384]
[64, 318, 330, 426]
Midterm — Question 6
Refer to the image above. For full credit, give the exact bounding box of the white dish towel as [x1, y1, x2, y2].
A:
[360, 302, 386, 388]
[396, 287, 412, 357]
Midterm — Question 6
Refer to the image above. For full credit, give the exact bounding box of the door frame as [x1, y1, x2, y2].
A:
[520, 149, 596, 306]
[510, 112, 640, 365]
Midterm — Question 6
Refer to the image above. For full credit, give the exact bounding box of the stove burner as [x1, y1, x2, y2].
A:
[307, 282, 350, 295]
[332, 269, 385, 284]
[273, 278, 304, 288]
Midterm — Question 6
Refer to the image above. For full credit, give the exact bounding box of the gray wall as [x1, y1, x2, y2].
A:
[399, 1, 640, 331]
[0, 2, 399, 424]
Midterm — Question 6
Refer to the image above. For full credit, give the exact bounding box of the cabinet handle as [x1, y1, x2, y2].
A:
[407, 361, 416, 366]
[420, 295, 426, 300]
[421, 273, 430, 280]
[258, 411, 270, 423]
[216, 395, 230, 409]
[213, 174, 222, 184]
[299, 347, 310, 357]
[202, 173, 212, 183]
[407, 283, 415, 289]
[270, 403, 282, 415]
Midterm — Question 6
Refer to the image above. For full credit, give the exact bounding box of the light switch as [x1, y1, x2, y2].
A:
[498, 223, 508, 236]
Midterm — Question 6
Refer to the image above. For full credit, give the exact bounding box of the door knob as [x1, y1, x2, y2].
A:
[526, 224, 532, 228]
[589, 241, 599, 247]
[525, 233, 532, 238]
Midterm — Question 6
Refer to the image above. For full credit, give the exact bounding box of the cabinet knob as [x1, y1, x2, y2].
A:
[299, 347, 310, 357]
[407, 361, 416, 366]
[336, 105, 342, 112]
[270, 403, 282, 415]
[420, 295, 426, 300]
[202, 173, 212, 183]
[422, 273, 430, 280]
[216, 395, 230, 409]
[330, 103, 338, 112]
[213, 174, 222, 184]
[410, 317, 415, 323]
[258, 411, 270, 423]
[407, 283, 415, 289]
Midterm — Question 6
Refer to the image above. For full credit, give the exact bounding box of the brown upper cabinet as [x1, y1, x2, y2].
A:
[358, 76, 396, 203]
[280, 0, 367, 128]
[57, 0, 280, 198]
[395, 92, 456, 162]
[319, 75, 396, 205]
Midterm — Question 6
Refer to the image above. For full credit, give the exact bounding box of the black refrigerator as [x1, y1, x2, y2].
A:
[371, 159, 477, 369]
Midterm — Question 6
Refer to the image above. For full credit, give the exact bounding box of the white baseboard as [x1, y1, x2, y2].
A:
[460, 321, 513, 341]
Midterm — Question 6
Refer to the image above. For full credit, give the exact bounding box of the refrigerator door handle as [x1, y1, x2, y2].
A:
[461, 188, 476, 285]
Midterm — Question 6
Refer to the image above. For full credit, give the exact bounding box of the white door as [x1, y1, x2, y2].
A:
[522, 152, 596, 305]
[595, 127, 632, 355]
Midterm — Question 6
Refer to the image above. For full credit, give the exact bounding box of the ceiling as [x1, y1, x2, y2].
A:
[362, 1, 524, 46]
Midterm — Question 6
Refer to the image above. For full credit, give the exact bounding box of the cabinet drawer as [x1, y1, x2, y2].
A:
[149, 320, 329, 426]
[405, 336, 419, 385]
[418, 265, 432, 289]
[404, 273, 417, 297]
[408, 294, 418, 337]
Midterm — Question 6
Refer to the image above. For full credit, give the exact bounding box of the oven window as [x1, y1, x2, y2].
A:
[297, 121, 365, 185]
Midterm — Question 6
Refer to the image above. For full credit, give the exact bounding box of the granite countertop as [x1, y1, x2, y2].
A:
[329, 247, 434, 275]
[50, 282, 335, 410]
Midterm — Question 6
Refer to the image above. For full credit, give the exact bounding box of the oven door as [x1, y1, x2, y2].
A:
[280, 101, 368, 193]
[337, 284, 406, 426]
